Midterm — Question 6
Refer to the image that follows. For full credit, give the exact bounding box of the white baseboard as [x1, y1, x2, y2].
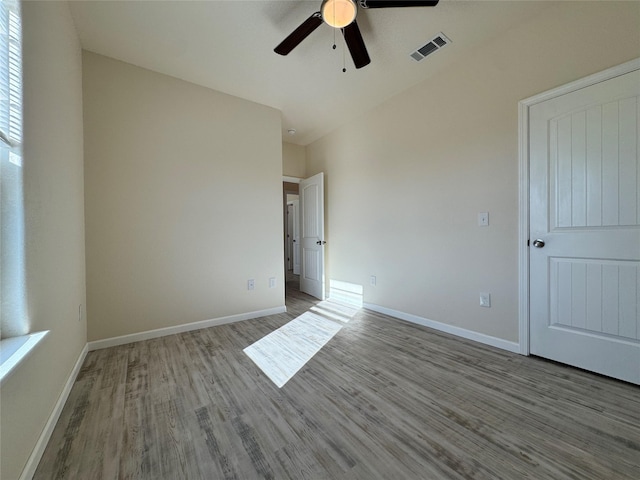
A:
[88, 306, 287, 351]
[363, 303, 521, 354]
[20, 343, 88, 480]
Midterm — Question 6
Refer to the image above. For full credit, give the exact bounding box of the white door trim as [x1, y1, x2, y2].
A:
[282, 175, 302, 184]
[518, 57, 640, 356]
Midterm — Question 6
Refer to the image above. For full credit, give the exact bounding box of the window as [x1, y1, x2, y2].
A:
[0, 0, 45, 385]
[0, 0, 25, 340]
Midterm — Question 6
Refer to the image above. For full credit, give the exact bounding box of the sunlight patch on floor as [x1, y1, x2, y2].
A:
[244, 280, 362, 388]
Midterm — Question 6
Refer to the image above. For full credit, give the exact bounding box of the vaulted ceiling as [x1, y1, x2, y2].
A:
[69, 1, 551, 145]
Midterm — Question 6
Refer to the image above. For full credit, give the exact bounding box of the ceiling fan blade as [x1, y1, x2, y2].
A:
[274, 12, 323, 56]
[342, 20, 370, 69]
[359, 0, 439, 8]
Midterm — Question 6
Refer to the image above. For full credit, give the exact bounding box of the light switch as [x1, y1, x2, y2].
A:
[478, 212, 489, 226]
[480, 292, 491, 307]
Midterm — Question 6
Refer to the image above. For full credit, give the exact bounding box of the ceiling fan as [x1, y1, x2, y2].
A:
[274, 0, 440, 69]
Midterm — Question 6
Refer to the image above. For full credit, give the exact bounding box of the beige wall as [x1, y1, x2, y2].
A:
[83, 52, 284, 341]
[1, 2, 86, 479]
[306, 1, 640, 342]
[282, 141, 306, 178]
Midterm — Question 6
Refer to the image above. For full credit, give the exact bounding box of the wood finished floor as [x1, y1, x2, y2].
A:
[35, 280, 640, 479]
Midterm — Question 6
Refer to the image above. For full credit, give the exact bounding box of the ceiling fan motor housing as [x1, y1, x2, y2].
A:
[321, 0, 358, 29]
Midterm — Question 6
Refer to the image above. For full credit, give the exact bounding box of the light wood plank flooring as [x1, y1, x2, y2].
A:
[34, 282, 640, 479]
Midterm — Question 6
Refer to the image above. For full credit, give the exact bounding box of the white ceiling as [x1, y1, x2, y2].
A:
[69, 0, 551, 145]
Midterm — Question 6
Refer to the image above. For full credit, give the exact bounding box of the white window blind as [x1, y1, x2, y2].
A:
[0, 0, 26, 339]
[0, 0, 21, 151]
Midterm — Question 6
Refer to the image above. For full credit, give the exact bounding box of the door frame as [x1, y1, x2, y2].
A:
[286, 202, 293, 270]
[289, 199, 301, 275]
[283, 176, 301, 280]
[517, 58, 640, 356]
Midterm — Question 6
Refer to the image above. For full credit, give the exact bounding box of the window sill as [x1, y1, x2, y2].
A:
[0, 331, 49, 386]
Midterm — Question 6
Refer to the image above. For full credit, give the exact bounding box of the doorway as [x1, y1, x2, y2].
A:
[283, 180, 300, 292]
[283, 173, 326, 301]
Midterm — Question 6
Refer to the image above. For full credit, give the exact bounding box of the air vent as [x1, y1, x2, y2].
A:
[410, 32, 451, 62]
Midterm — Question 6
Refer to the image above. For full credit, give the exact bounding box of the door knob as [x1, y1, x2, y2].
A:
[532, 239, 545, 248]
[316, 240, 326, 245]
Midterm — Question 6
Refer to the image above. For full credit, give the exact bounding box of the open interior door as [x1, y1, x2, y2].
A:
[300, 173, 325, 299]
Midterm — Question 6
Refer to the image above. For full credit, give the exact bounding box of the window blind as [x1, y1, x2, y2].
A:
[0, 0, 21, 150]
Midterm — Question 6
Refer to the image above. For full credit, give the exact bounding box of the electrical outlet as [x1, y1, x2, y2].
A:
[479, 292, 491, 308]
[269, 277, 276, 288]
[370, 275, 377, 286]
[478, 212, 489, 226]
[247, 279, 255, 291]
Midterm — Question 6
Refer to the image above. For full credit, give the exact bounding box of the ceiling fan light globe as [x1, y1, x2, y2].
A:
[321, 0, 357, 28]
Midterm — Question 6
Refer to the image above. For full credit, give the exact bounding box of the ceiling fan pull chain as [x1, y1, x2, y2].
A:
[332, 1, 337, 49]
[337, 0, 343, 70]
[342, 33, 347, 72]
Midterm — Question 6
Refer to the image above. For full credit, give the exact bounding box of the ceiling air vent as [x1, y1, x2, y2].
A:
[410, 33, 451, 62]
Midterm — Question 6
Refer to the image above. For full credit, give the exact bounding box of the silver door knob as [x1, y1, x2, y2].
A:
[533, 239, 545, 248]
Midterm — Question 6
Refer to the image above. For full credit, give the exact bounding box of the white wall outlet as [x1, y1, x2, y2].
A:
[478, 212, 489, 226]
[370, 275, 377, 286]
[247, 279, 255, 291]
[479, 292, 491, 307]
[269, 277, 276, 288]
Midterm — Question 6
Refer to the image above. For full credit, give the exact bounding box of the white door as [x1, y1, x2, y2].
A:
[300, 173, 325, 299]
[529, 69, 640, 384]
[292, 199, 301, 275]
